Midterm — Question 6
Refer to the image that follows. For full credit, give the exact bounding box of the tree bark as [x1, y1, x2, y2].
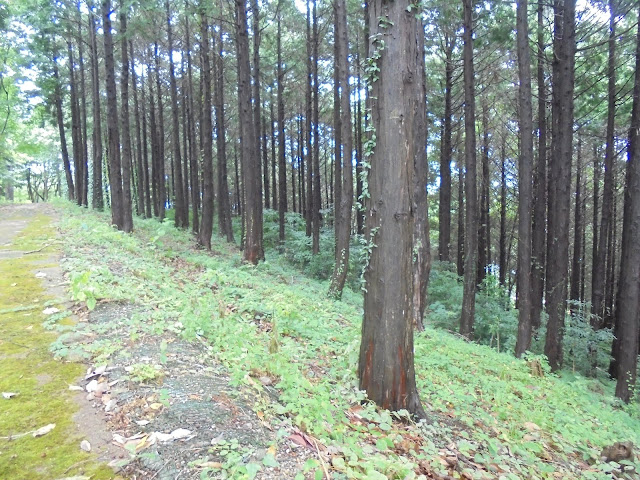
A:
[531, 0, 547, 331]
[478, 100, 490, 286]
[544, 0, 576, 371]
[277, 10, 287, 246]
[499, 136, 507, 287]
[592, 0, 616, 326]
[129, 40, 145, 218]
[198, 7, 214, 249]
[311, 0, 321, 254]
[53, 59, 75, 201]
[358, 0, 426, 418]
[166, 0, 187, 228]
[185, 15, 199, 233]
[88, 8, 102, 210]
[236, 0, 264, 264]
[102, 0, 127, 230]
[328, 0, 353, 299]
[439, 34, 455, 263]
[614, 5, 640, 402]
[214, 21, 234, 243]
[570, 136, 583, 306]
[119, 11, 134, 232]
[514, 0, 534, 357]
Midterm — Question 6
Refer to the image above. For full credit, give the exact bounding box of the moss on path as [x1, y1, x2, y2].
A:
[0, 205, 115, 480]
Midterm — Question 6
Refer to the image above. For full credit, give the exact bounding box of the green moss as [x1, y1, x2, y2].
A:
[0, 213, 117, 479]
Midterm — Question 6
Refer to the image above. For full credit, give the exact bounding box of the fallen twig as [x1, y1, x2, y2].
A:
[313, 438, 330, 480]
[24, 244, 51, 255]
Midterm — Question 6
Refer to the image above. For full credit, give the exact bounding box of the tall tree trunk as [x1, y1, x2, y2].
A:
[531, 0, 547, 330]
[277, 10, 287, 246]
[515, 0, 534, 357]
[53, 59, 75, 201]
[311, 0, 321, 254]
[198, 7, 214, 249]
[88, 9, 102, 210]
[305, 0, 313, 238]
[457, 163, 464, 277]
[270, 92, 278, 212]
[130, 41, 145, 217]
[544, 0, 576, 371]
[499, 136, 507, 287]
[67, 37, 83, 206]
[263, 110, 270, 209]
[439, 34, 455, 263]
[570, 136, 583, 306]
[119, 11, 134, 232]
[478, 100, 490, 286]
[592, 0, 616, 326]
[76, 4, 89, 207]
[251, 0, 263, 212]
[147, 50, 159, 218]
[141, 67, 152, 219]
[102, 0, 126, 230]
[358, 0, 426, 418]
[215, 22, 234, 243]
[236, 0, 264, 264]
[166, 0, 187, 228]
[355, 41, 364, 236]
[328, 0, 353, 299]
[460, 0, 478, 339]
[154, 42, 166, 220]
[613, 6, 640, 402]
[185, 15, 199, 233]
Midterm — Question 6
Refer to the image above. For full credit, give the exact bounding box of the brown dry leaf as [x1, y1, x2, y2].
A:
[149, 402, 164, 410]
[267, 445, 277, 456]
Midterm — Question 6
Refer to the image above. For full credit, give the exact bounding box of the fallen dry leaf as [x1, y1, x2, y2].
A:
[42, 307, 60, 315]
[2, 392, 18, 399]
[68, 385, 84, 392]
[80, 440, 91, 452]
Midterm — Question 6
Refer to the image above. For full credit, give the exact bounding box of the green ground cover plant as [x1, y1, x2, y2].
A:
[56, 201, 640, 479]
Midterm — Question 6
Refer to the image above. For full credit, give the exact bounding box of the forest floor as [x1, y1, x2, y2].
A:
[1, 201, 640, 480]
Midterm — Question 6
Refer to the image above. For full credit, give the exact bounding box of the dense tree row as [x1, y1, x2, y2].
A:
[2, 0, 639, 414]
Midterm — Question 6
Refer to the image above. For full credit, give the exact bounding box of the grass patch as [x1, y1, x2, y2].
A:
[57, 202, 640, 479]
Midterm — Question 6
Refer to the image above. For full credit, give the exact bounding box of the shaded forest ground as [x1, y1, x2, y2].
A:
[1, 201, 640, 479]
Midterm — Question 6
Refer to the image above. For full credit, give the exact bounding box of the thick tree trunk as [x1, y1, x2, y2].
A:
[358, 0, 426, 418]
[102, 0, 126, 230]
[166, 0, 187, 229]
[614, 7, 640, 402]
[251, 0, 263, 213]
[88, 9, 102, 210]
[544, 0, 576, 371]
[515, 0, 534, 357]
[236, 0, 264, 264]
[328, 0, 353, 299]
[198, 8, 214, 249]
[119, 11, 134, 233]
[460, 0, 478, 339]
